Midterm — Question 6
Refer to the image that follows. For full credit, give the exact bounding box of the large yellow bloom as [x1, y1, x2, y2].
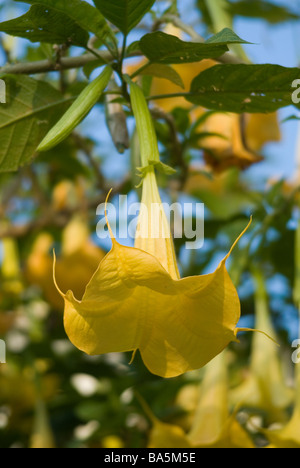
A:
[55, 81, 251, 378]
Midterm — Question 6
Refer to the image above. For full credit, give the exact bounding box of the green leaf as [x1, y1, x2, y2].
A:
[93, 0, 155, 35]
[227, 0, 300, 24]
[139, 31, 230, 64]
[138, 161, 177, 178]
[15, 0, 117, 51]
[38, 66, 113, 152]
[0, 5, 89, 46]
[282, 115, 300, 123]
[0, 75, 72, 173]
[187, 64, 300, 113]
[206, 28, 252, 45]
[138, 64, 184, 89]
[126, 41, 142, 57]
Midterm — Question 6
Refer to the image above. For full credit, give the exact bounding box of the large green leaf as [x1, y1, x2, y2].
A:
[0, 75, 72, 173]
[15, 0, 117, 50]
[187, 64, 300, 113]
[139, 29, 248, 64]
[0, 5, 89, 46]
[93, 0, 155, 35]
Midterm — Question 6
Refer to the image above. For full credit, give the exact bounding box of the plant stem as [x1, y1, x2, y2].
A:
[0, 49, 141, 76]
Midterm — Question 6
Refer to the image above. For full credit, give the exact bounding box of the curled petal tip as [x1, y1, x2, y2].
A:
[223, 216, 253, 263]
[52, 249, 65, 298]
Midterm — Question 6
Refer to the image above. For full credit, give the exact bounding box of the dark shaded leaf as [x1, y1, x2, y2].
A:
[187, 64, 300, 113]
[139, 31, 228, 64]
[15, 0, 117, 51]
[0, 5, 89, 46]
[93, 0, 155, 35]
[139, 29, 250, 65]
[139, 64, 184, 88]
[0, 75, 72, 172]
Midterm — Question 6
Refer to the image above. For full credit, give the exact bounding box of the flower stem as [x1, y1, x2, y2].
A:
[129, 81, 160, 167]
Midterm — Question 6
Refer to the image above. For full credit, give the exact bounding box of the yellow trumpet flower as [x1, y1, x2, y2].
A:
[55, 81, 252, 378]
[200, 113, 263, 172]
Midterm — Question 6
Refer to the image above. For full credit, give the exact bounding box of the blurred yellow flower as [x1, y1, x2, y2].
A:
[144, 352, 255, 448]
[230, 270, 294, 419]
[244, 113, 281, 152]
[263, 219, 300, 448]
[1, 237, 23, 296]
[187, 352, 255, 448]
[30, 399, 56, 449]
[101, 435, 125, 449]
[262, 346, 300, 448]
[26, 215, 105, 310]
[200, 113, 263, 172]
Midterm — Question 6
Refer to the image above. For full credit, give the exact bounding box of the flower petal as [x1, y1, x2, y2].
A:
[57, 238, 241, 378]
